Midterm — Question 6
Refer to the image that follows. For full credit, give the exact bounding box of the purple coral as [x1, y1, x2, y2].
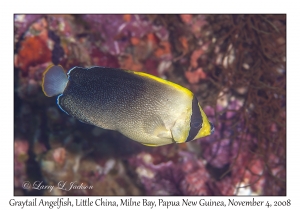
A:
[198, 100, 246, 167]
[128, 151, 212, 195]
[14, 15, 43, 39]
[81, 15, 168, 55]
[202, 139, 232, 168]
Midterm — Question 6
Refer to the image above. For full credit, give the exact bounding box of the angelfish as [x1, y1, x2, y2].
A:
[42, 65, 214, 146]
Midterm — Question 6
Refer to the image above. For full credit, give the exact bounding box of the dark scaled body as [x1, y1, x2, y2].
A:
[42, 65, 214, 146]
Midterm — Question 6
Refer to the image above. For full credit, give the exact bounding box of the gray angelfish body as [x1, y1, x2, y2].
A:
[42, 65, 214, 146]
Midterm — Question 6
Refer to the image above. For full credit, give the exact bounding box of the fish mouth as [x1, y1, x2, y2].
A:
[209, 122, 215, 134]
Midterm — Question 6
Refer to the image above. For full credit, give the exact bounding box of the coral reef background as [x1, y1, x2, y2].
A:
[14, 14, 286, 195]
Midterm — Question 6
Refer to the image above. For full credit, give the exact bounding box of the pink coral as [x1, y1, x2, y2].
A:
[180, 15, 193, 24]
[202, 139, 232, 168]
[14, 140, 29, 156]
[82, 15, 168, 55]
[128, 150, 215, 195]
[52, 147, 66, 165]
[14, 15, 43, 39]
[14, 139, 29, 189]
[181, 170, 210, 195]
[214, 177, 235, 195]
[91, 48, 119, 68]
[185, 68, 207, 84]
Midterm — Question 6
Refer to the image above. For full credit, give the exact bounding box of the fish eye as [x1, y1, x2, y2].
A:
[192, 121, 202, 128]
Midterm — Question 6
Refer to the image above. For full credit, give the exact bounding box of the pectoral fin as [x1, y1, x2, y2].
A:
[143, 115, 172, 139]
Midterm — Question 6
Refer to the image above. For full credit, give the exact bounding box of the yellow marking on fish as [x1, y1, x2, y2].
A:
[142, 143, 159, 147]
[132, 71, 193, 98]
[195, 104, 211, 138]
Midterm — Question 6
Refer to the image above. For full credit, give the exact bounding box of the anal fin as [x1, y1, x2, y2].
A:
[142, 143, 159, 147]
